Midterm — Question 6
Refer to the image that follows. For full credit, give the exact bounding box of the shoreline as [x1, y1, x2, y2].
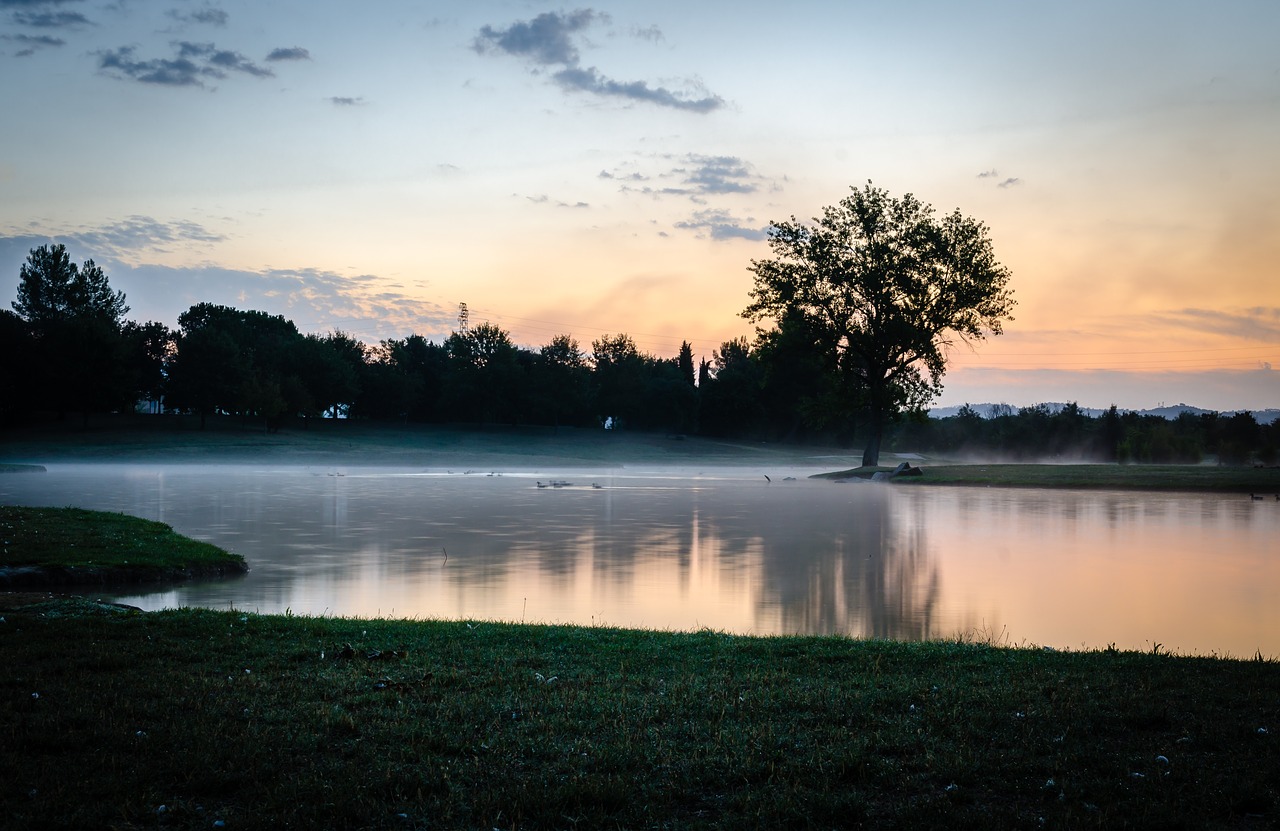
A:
[5, 419, 1279, 492]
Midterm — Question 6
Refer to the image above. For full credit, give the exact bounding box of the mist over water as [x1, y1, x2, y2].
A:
[3, 463, 1276, 657]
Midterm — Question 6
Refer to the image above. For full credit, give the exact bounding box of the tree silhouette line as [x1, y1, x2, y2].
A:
[3, 242, 1273, 464]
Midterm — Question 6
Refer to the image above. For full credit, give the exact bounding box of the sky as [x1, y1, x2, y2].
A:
[2, 0, 1278, 412]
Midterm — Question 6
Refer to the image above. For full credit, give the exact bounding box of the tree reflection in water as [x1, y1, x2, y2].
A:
[15, 465, 1280, 657]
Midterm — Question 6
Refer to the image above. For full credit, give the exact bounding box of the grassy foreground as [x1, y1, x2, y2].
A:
[818, 463, 1280, 493]
[0, 603, 1276, 830]
[0, 506, 247, 586]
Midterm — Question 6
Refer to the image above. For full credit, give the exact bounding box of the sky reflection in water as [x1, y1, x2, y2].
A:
[3, 464, 1276, 657]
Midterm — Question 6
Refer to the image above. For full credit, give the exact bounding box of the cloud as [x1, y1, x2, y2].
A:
[674, 209, 766, 242]
[266, 46, 310, 61]
[629, 24, 664, 42]
[13, 216, 227, 261]
[474, 9, 723, 113]
[98, 46, 206, 86]
[1, 217, 225, 266]
[98, 41, 274, 86]
[977, 169, 999, 178]
[167, 7, 228, 27]
[184, 41, 273, 77]
[1158, 307, 1280, 342]
[605, 153, 767, 200]
[0, 232, 452, 341]
[327, 96, 365, 106]
[523, 193, 589, 208]
[11, 9, 89, 27]
[678, 154, 761, 194]
[551, 66, 721, 113]
[474, 9, 597, 66]
[3, 33, 64, 54]
[0, 0, 86, 5]
[598, 169, 648, 182]
[997, 177, 1022, 188]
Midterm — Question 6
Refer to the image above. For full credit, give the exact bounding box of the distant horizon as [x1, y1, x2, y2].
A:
[928, 400, 1279, 423]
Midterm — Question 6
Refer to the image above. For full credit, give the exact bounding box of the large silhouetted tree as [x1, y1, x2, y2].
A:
[167, 303, 302, 428]
[12, 244, 131, 421]
[744, 183, 1015, 466]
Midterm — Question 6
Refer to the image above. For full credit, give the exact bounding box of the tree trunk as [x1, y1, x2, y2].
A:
[861, 386, 886, 467]
[861, 418, 883, 467]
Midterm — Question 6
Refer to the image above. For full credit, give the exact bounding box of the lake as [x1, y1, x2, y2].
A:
[4, 463, 1277, 657]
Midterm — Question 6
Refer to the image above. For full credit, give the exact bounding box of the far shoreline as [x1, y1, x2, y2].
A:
[3, 415, 1278, 493]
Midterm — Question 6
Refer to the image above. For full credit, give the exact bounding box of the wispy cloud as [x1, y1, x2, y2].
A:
[599, 169, 648, 182]
[978, 169, 1021, 188]
[674, 208, 766, 241]
[167, 7, 228, 27]
[327, 96, 365, 106]
[473, 9, 724, 113]
[0, 232, 452, 340]
[628, 24, 664, 43]
[266, 46, 310, 62]
[3, 32, 64, 55]
[31, 216, 228, 260]
[11, 9, 90, 27]
[523, 193, 590, 208]
[1158, 306, 1280, 342]
[605, 153, 768, 201]
[677, 154, 761, 194]
[97, 41, 274, 87]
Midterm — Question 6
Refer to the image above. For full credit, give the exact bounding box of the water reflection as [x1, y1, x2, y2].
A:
[2, 464, 1276, 656]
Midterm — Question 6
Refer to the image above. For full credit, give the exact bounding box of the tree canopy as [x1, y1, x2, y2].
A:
[10, 244, 134, 420]
[744, 182, 1016, 466]
[14, 244, 128, 329]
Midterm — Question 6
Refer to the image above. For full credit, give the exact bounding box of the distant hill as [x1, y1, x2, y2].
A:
[928, 402, 1280, 425]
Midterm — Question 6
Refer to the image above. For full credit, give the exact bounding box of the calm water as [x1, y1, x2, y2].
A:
[4, 463, 1277, 656]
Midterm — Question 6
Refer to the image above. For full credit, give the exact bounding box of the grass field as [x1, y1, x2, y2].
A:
[2, 601, 1277, 829]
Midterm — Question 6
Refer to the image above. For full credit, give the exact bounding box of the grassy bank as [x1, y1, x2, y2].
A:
[0, 602, 1275, 829]
[0, 506, 247, 586]
[817, 463, 1280, 493]
[0, 415, 847, 469]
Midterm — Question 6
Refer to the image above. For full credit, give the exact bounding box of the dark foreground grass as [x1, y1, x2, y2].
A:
[817, 463, 1280, 494]
[1, 602, 1277, 830]
[0, 506, 247, 586]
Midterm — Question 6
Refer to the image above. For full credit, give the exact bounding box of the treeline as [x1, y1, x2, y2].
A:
[3, 245, 1276, 465]
[895, 403, 1277, 466]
